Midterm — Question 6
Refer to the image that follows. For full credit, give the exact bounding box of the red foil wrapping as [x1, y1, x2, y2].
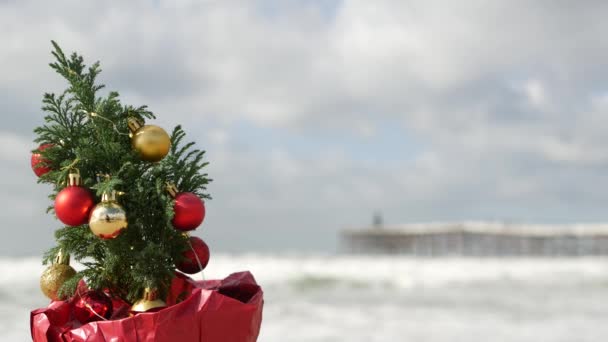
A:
[31, 271, 264, 342]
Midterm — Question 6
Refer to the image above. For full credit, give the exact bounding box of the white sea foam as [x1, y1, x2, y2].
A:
[2, 255, 608, 341]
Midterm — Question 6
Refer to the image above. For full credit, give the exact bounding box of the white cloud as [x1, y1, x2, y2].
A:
[523, 79, 547, 109]
[2, 0, 608, 253]
[0, 132, 33, 163]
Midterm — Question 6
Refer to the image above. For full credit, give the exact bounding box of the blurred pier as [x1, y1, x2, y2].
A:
[341, 222, 608, 256]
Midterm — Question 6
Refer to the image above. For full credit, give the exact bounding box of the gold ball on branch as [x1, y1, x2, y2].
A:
[128, 118, 171, 162]
[40, 250, 76, 301]
[89, 191, 128, 239]
[131, 287, 166, 313]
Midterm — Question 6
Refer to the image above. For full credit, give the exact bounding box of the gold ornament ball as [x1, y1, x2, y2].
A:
[89, 195, 128, 239]
[131, 125, 171, 162]
[40, 263, 76, 301]
[131, 288, 166, 313]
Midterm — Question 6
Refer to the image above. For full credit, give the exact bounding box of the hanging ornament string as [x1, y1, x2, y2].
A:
[81, 110, 130, 137]
[76, 285, 109, 321]
[187, 238, 206, 281]
[61, 158, 80, 171]
[59, 160, 80, 187]
[95, 173, 127, 193]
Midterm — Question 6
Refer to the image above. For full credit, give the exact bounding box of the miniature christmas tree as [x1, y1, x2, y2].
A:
[32, 41, 211, 320]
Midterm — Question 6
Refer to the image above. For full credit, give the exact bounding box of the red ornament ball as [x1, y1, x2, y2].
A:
[177, 236, 210, 274]
[73, 290, 113, 324]
[172, 192, 205, 231]
[55, 186, 95, 226]
[31, 143, 53, 177]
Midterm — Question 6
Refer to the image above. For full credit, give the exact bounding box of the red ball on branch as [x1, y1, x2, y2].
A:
[31, 143, 53, 177]
[177, 236, 210, 274]
[172, 192, 206, 231]
[55, 173, 95, 226]
[73, 290, 113, 324]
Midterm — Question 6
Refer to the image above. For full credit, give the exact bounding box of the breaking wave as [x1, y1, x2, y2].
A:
[3, 254, 608, 341]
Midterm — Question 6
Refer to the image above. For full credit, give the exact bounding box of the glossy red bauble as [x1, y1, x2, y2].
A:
[177, 236, 210, 274]
[55, 186, 95, 226]
[73, 290, 113, 324]
[172, 192, 205, 231]
[31, 144, 53, 177]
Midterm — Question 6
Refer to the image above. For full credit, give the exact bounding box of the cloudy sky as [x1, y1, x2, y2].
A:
[2, 0, 608, 255]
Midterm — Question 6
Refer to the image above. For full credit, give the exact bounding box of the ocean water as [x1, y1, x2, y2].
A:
[3, 254, 608, 341]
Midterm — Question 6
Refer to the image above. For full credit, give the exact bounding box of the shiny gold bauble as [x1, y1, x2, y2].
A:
[129, 119, 171, 162]
[89, 191, 128, 239]
[131, 288, 166, 313]
[40, 251, 76, 301]
[40, 264, 76, 300]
